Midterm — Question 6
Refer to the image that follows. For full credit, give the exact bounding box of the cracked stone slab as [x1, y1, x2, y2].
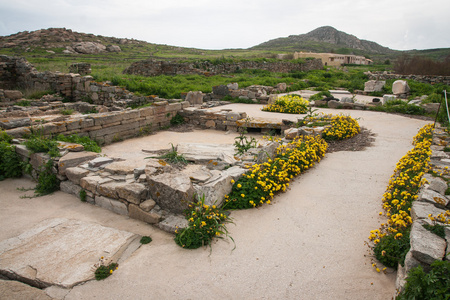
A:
[0, 218, 137, 289]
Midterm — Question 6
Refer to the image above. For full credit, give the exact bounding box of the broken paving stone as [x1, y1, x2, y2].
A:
[158, 215, 188, 234]
[0, 218, 136, 289]
[0, 280, 52, 300]
[58, 151, 98, 176]
[88, 157, 114, 168]
[65, 167, 90, 185]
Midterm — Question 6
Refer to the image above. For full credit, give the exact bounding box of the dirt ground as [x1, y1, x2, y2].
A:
[0, 105, 432, 299]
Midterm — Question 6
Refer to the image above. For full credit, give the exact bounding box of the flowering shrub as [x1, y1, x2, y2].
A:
[321, 115, 360, 141]
[174, 196, 233, 249]
[368, 124, 433, 270]
[262, 94, 309, 114]
[223, 135, 328, 209]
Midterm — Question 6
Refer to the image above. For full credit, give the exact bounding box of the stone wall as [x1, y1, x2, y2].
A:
[5, 100, 190, 145]
[123, 59, 324, 76]
[366, 71, 450, 85]
[0, 55, 163, 108]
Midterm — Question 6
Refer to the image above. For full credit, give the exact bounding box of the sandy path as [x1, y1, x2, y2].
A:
[0, 105, 432, 299]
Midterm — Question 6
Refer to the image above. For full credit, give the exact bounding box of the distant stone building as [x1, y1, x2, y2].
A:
[293, 52, 372, 66]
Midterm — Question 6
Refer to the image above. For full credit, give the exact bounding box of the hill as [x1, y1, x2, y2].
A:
[252, 26, 396, 55]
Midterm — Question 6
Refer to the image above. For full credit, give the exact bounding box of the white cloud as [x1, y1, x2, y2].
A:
[0, 0, 449, 50]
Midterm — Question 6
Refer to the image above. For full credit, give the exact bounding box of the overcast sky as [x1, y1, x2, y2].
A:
[0, 0, 449, 51]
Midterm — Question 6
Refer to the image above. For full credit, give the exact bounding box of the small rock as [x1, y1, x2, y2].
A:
[140, 199, 156, 212]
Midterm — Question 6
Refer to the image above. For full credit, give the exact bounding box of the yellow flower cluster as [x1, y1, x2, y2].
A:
[322, 115, 360, 141]
[175, 196, 233, 249]
[368, 124, 434, 270]
[428, 211, 450, 224]
[262, 94, 309, 114]
[224, 135, 328, 209]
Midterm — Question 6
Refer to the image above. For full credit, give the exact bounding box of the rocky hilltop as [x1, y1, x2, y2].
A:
[0, 28, 142, 54]
[252, 26, 395, 54]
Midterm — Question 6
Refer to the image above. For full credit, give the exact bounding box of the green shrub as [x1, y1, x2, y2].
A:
[373, 229, 411, 269]
[15, 100, 31, 107]
[60, 109, 74, 115]
[79, 189, 87, 202]
[170, 113, 185, 125]
[0, 141, 23, 180]
[95, 263, 118, 280]
[423, 223, 447, 239]
[397, 260, 450, 300]
[27, 90, 54, 99]
[24, 135, 59, 156]
[140, 236, 152, 244]
[55, 134, 101, 153]
[309, 91, 332, 101]
[35, 160, 59, 196]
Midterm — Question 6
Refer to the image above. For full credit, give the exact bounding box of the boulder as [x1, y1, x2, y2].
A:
[147, 173, 194, 214]
[341, 97, 354, 103]
[212, 85, 230, 97]
[73, 42, 106, 54]
[392, 80, 410, 95]
[106, 45, 121, 52]
[227, 83, 239, 90]
[421, 103, 440, 114]
[185, 91, 203, 106]
[410, 221, 446, 265]
[284, 128, 299, 140]
[364, 80, 385, 92]
[276, 83, 287, 92]
[327, 100, 341, 109]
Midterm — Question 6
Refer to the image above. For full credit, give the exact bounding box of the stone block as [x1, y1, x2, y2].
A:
[194, 172, 232, 207]
[60, 180, 82, 198]
[327, 100, 341, 109]
[15, 144, 31, 158]
[427, 177, 448, 195]
[95, 195, 128, 215]
[105, 160, 143, 175]
[410, 200, 447, 221]
[65, 167, 90, 185]
[140, 199, 156, 212]
[128, 204, 160, 224]
[205, 120, 216, 128]
[58, 151, 98, 175]
[80, 176, 112, 194]
[392, 80, 410, 95]
[410, 221, 446, 265]
[364, 80, 385, 92]
[116, 183, 148, 204]
[139, 106, 154, 117]
[4, 90, 23, 100]
[0, 118, 31, 130]
[88, 157, 114, 168]
[147, 173, 194, 214]
[418, 189, 449, 208]
[284, 128, 299, 140]
[97, 181, 127, 199]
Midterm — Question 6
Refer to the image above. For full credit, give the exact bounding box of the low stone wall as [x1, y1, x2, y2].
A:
[123, 59, 323, 76]
[395, 127, 450, 293]
[5, 100, 190, 145]
[366, 71, 450, 85]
